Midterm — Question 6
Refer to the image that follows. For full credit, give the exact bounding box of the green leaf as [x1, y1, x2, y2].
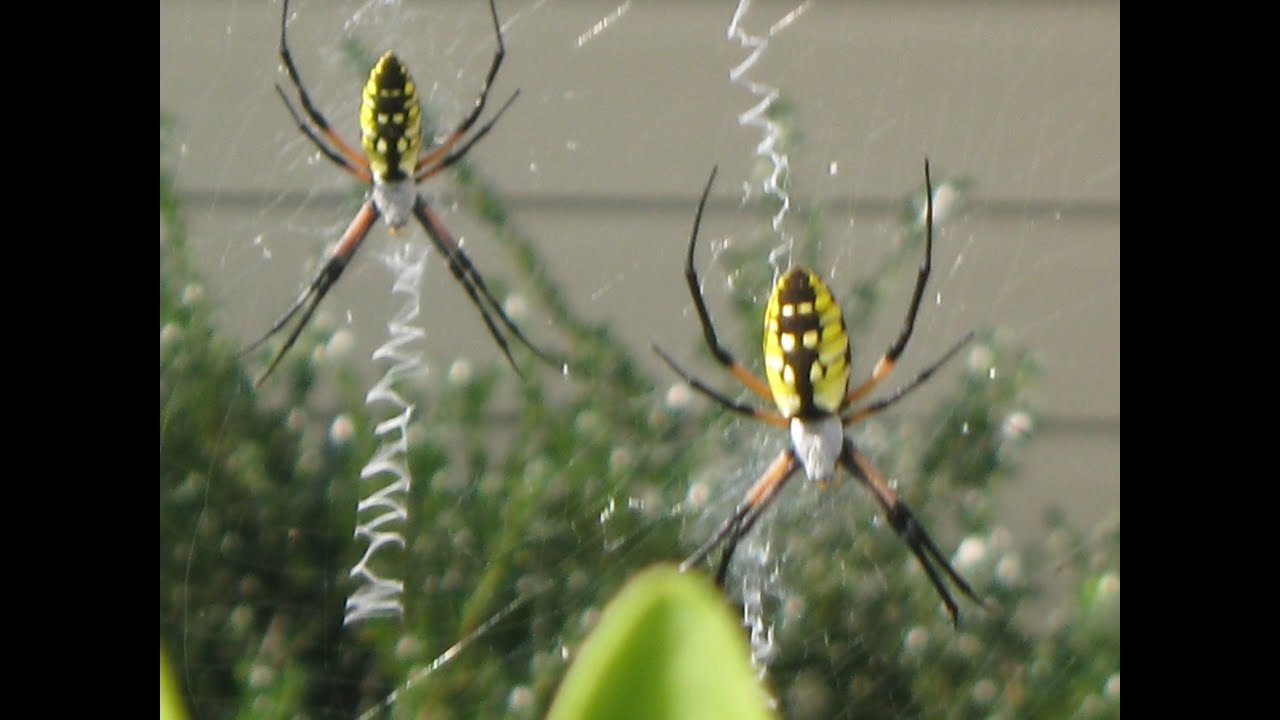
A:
[160, 645, 189, 720]
[546, 565, 778, 720]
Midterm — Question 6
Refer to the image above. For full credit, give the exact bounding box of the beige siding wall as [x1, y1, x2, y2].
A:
[161, 1, 1119, 602]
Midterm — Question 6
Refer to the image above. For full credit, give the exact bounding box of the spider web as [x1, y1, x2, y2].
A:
[160, 1, 1119, 718]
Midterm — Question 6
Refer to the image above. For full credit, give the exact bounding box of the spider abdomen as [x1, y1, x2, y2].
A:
[360, 52, 422, 182]
[763, 268, 851, 418]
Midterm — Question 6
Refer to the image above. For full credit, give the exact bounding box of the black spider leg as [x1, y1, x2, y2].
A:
[880, 158, 937, 367]
[712, 453, 801, 587]
[242, 201, 381, 386]
[679, 450, 800, 585]
[680, 500, 751, 576]
[843, 330, 976, 424]
[414, 0, 511, 177]
[651, 346, 786, 425]
[652, 167, 779, 409]
[274, 85, 366, 178]
[839, 439, 985, 627]
[844, 158, 938, 404]
[684, 167, 734, 366]
[450, 0, 507, 138]
[416, 91, 520, 182]
[412, 198, 563, 376]
[681, 167, 776, 399]
[276, 0, 368, 178]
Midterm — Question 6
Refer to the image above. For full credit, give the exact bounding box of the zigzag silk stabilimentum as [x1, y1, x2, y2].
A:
[344, 241, 430, 625]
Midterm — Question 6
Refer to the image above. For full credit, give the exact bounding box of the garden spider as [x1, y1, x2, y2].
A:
[243, 0, 558, 385]
[654, 161, 986, 626]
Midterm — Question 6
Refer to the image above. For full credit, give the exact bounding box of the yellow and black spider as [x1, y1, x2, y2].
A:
[243, 0, 558, 385]
[655, 162, 985, 626]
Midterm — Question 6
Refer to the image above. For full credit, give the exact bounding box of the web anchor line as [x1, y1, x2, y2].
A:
[354, 594, 532, 720]
[344, 242, 430, 626]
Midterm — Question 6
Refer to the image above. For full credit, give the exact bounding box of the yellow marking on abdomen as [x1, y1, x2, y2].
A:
[763, 268, 851, 418]
[360, 51, 422, 181]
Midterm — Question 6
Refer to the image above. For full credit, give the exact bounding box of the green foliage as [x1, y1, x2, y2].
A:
[160, 104, 1118, 719]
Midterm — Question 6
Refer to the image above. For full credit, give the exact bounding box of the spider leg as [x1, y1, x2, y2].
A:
[682, 167, 775, 402]
[713, 451, 801, 587]
[412, 196, 563, 375]
[277, 0, 369, 174]
[652, 344, 787, 427]
[841, 330, 974, 424]
[243, 200, 380, 386]
[844, 158, 937, 405]
[840, 440, 984, 627]
[413, 0, 508, 174]
[275, 85, 371, 182]
[680, 449, 799, 587]
[679, 501, 751, 575]
[414, 90, 520, 183]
